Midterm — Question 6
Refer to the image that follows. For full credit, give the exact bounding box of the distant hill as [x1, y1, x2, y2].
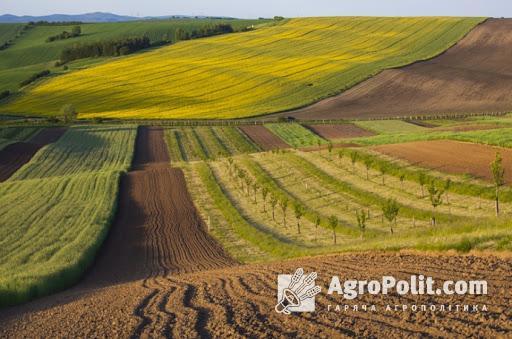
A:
[0, 12, 232, 23]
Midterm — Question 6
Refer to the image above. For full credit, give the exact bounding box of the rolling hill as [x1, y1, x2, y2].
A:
[0, 17, 483, 119]
[0, 18, 266, 92]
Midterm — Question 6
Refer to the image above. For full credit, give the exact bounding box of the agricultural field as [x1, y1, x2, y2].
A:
[0, 19, 266, 93]
[0, 17, 483, 118]
[354, 119, 428, 134]
[164, 125, 259, 162]
[264, 123, 328, 148]
[305, 123, 375, 140]
[0, 121, 511, 337]
[0, 125, 136, 306]
[238, 125, 289, 150]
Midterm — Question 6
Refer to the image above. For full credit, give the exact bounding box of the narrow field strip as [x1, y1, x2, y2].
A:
[264, 123, 328, 148]
[164, 126, 260, 162]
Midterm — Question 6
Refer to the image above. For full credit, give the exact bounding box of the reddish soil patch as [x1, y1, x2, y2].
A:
[1, 252, 510, 337]
[0, 127, 66, 182]
[239, 125, 289, 150]
[132, 126, 170, 167]
[284, 19, 512, 119]
[306, 124, 375, 140]
[374, 140, 512, 183]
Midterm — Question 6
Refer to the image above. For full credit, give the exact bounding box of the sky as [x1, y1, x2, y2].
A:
[1, 0, 511, 18]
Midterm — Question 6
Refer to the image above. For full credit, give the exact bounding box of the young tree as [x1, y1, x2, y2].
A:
[279, 198, 288, 227]
[293, 203, 304, 234]
[363, 158, 372, 180]
[252, 182, 259, 204]
[237, 169, 245, 192]
[328, 142, 333, 155]
[71, 25, 81, 37]
[328, 215, 338, 244]
[60, 104, 77, 123]
[491, 152, 505, 216]
[356, 209, 367, 238]
[261, 187, 269, 212]
[314, 214, 321, 229]
[418, 172, 427, 198]
[382, 198, 400, 234]
[350, 151, 358, 171]
[427, 181, 444, 226]
[399, 173, 406, 191]
[444, 178, 452, 204]
[379, 163, 388, 185]
[270, 195, 278, 220]
[337, 150, 344, 165]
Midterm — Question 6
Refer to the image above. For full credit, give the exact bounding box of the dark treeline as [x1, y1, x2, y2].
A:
[60, 36, 151, 63]
[59, 23, 237, 63]
[46, 26, 81, 42]
[28, 21, 84, 26]
[0, 90, 10, 100]
[19, 70, 51, 87]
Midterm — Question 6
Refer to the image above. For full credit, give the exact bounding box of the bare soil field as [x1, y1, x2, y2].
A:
[284, 19, 512, 120]
[0, 252, 510, 337]
[0, 127, 66, 182]
[374, 140, 512, 183]
[239, 125, 289, 150]
[306, 124, 375, 140]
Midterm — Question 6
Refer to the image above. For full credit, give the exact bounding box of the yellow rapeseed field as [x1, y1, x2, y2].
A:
[2, 17, 483, 119]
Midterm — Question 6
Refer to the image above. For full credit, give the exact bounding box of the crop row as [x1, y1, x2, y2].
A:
[164, 126, 259, 162]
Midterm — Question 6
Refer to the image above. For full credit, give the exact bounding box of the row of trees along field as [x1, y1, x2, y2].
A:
[46, 26, 81, 42]
[59, 23, 236, 64]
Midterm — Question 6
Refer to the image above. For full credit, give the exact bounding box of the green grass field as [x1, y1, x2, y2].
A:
[0, 125, 136, 307]
[265, 123, 327, 147]
[0, 19, 265, 93]
[354, 120, 428, 134]
[0, 17, 483, 119]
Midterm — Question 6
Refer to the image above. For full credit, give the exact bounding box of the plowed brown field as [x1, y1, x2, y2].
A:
[306, 124, 375, 140]
[374, 140, 512, 183]
[0, 127, 66, 182]
[239, 125, 289, 150]
[285, 19, 512, 120]
[0, 252, 510, 337]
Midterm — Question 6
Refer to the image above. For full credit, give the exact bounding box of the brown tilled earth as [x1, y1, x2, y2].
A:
[1, 127, 511, 337]
[0, 127, 66, 182]
[0, 252, 510, 337]
[238, 125, 289, 150]
[373, 140, 512, 184]
[305, 124, 375, 140]
[284, 18, 512, 120]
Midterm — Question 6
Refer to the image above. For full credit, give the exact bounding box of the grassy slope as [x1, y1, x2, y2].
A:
[1, 17, 483, 119]
[0, 125, 136, 307]
[0, 23, 22, 45]
[0, 19, 265, 93]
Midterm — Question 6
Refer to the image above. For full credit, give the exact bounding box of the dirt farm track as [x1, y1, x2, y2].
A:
[0, 127, 511, 337]
[285, 18, 512, 120]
